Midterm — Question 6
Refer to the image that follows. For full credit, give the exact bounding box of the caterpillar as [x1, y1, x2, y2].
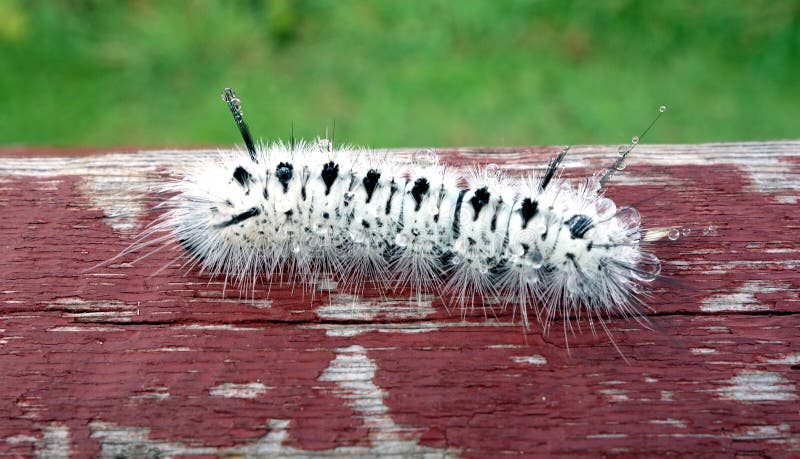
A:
[129, 88, 667, 341]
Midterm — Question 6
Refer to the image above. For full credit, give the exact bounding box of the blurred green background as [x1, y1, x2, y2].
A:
[0, 0, 798, 148]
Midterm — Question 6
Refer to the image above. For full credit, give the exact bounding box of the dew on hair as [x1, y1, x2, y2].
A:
[531, 223, 547, 236]
[615, 206, 641, 231]
[681, 227, 691, 237]
[614, 160, 627, 171]
[634, 252, 661, 282]
[588, 171, 604, 194]
[594, 197, 617, 220]
[451, 256, 461, 266]
[702, 225, 718, 236]
[486, 163, 501, 178]
[412, 148, 438, 167]
[631, 136, 640, 145]
[617, 145, 629, 157]
[667, 228, 680, 241]
[659, 105, 667, 113]
[317, 138, 332, 152]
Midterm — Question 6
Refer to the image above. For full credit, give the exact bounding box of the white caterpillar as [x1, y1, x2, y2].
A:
[133, 88, 665, 338]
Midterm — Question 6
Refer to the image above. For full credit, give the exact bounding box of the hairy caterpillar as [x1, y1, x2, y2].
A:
[127, 88, 667, 342]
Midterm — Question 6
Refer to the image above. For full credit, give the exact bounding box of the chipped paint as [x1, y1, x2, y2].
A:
[764, 353, 800, 365]
[35, 423, 72, 459]
[4, 143, 800, 457]
[5, 434, 38, 444]
[176, 324, 260, 331]
[0, 151, 194, 233]
[599, 389, 629, 402]
[690, 348, 717, 355]
[303, 319, 516, 337]
[87, 346, 459, 457]
[317, 345, 457, 456]
[700, 281, 789, 312]
[130, 387, 170, 400]
[317, 294, 436, 321]
[716, 371, 797, 402]
[47, 326, 125, 332]
[730, 424, 791, 440]
[209, 382, 270, 399]
[585, 433, 628, 439]
[47, 297, 139, 322]
[510, 355, 547, 365]
[648, 418, 687, 428]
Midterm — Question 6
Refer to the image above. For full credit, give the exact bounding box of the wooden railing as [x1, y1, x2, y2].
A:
[1, 141, 798, 457]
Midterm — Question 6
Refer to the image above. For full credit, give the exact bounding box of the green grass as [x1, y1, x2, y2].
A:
[0, 0, 798, 148]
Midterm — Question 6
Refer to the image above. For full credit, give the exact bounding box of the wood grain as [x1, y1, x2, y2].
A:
[1, 142, 799, 457]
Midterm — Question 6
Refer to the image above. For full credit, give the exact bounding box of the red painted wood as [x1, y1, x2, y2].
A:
[1, 144, 799, 457]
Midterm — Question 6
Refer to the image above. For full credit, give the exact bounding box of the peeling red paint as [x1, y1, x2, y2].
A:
[1, 145, 799, 457]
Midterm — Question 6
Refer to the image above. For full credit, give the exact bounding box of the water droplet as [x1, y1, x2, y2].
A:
[486, 163, 500, 178]
[531, 223, 547, 236]
[479, 266, 490, 275]
[412, 149, 438, 167]
[667, 228, 680, 241]
[634, 252, 661, 281]
[292, 245, 301, 254]
[659, 105, 667, 113]
[615, 206, 641, 231]
[626, 230, 642, 243]
[587, 173, 603, 195]
[681, 227, 691, 236]
[317, 138, 332, 152]
[702, 225, 718, 236]
[394, 233, 409, 247]
[451, 256, 461, 266]
[631, 136, 640, 145]
[594, 197, 617, 220]
[618, 145, 629, 156]
[614, 160, 627, 171]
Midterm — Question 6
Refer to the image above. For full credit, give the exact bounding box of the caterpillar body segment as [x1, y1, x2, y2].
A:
[160, 140, 660, 331]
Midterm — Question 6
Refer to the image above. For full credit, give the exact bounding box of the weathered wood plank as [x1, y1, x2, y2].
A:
[0, 142, 798, 457]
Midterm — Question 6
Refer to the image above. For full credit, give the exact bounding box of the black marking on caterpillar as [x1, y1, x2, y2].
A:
[362, 169, 381, 203]
[128, 88, 670, 352]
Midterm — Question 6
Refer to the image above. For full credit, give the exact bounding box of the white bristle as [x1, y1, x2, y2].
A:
[136, 139, 660, 337]
[109, 89, 669, 348]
